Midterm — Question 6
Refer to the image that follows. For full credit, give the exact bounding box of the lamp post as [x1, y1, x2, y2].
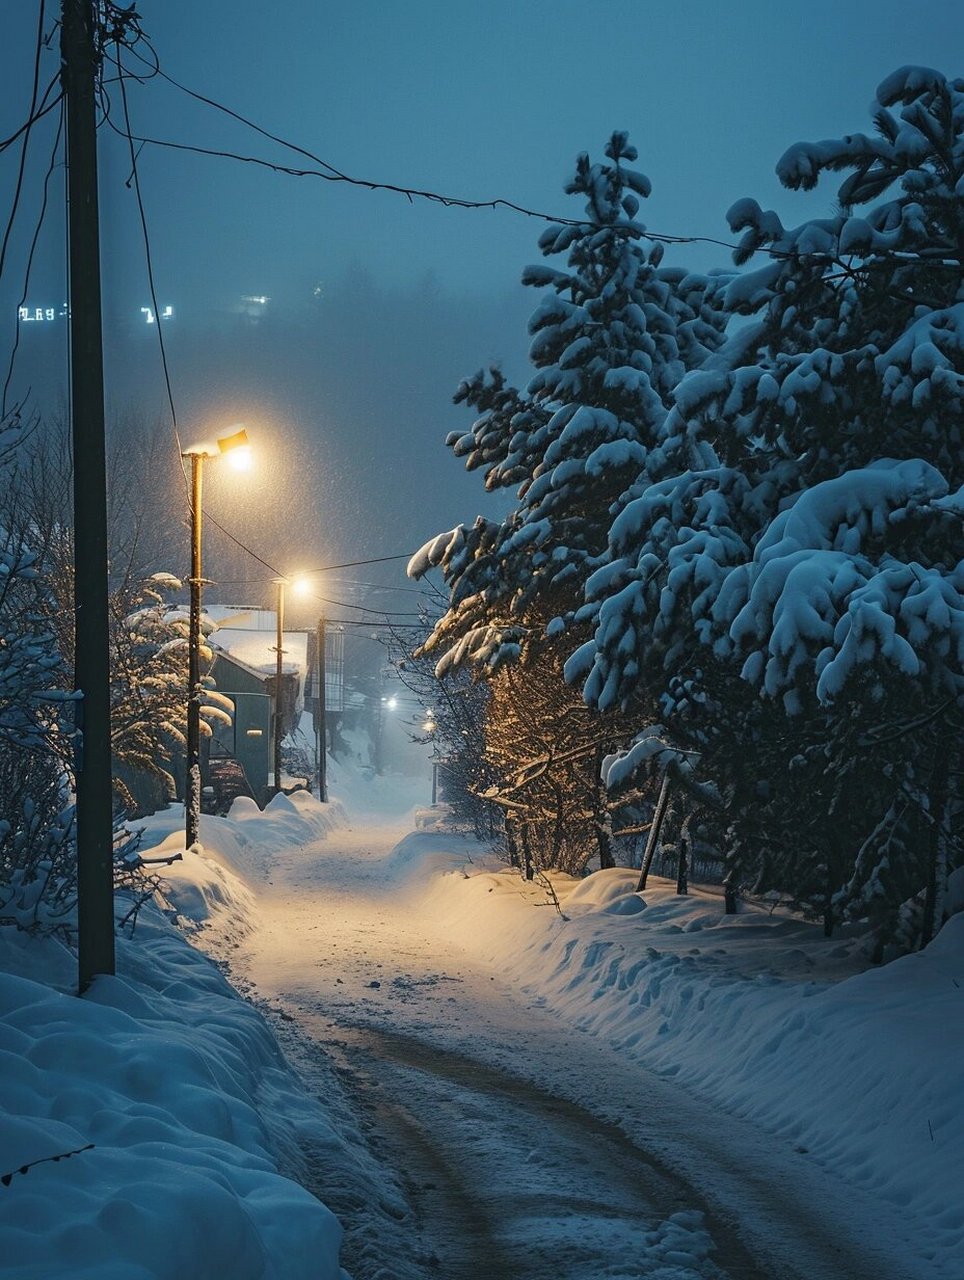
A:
[422, 711, 438, 805]
[271, 575, 309, 797]
[272, 577, 285, 796]
[182, 428, 250, 848]
[315, 614, 328, 803]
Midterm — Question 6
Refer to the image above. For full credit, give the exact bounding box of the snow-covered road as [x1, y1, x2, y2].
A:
[223, 810, 927, 1280]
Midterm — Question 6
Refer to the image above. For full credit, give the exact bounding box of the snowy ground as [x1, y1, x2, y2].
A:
[2, 766, 962, 1277]
[0, 798, 349, 1279]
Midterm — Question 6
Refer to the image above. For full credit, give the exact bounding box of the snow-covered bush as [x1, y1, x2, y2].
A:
[0, 414, 209, 932]
[0, 414, 77, 930]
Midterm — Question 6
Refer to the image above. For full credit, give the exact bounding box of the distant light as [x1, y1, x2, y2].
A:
[140, 305, 174, 324]
[19, 304, 66, 322]
[386, 696, 398, 710]
[246, 729, 263, 737]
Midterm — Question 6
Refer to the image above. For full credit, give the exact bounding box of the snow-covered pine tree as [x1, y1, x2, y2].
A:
[574, 68, 964, 946]
[420, 131, 725, 661]
[411, 134, 725, 871]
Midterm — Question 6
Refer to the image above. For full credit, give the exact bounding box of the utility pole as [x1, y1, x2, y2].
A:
[316, 615, 327, 802]
[62, 0, 115, 989]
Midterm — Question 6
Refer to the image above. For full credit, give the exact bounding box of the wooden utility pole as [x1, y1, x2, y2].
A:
[316, 616, 327, 802]
[62, 0, 115, 989]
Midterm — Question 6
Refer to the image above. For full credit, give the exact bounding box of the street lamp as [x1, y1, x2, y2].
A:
[271, 575, 310, 796]
[182, 427, 250, 849]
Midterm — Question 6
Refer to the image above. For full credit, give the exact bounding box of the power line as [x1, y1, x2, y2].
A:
[214, 554, 419, 581]
[0, 1, 48, 295]
[325, 577, 427, 594]
[93, 17, 963, 607]
[0, 74, 62, 157]
[112, 36, 962, 273]
[319, 618, 428, 630]
[106, 34, 292, 583]
[110, 42, 185, 474]
[107, 25, 431, 592]
[312, 592, 424, 616]
[3, 95, 64, 418]
[305, 553, 417, 572]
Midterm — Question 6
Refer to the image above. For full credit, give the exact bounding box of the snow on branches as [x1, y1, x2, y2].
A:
[413, 132, 726, 677]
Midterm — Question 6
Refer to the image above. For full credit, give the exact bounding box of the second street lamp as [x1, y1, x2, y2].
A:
[271, 575, 309, 796]
[182, 427, 250, 849]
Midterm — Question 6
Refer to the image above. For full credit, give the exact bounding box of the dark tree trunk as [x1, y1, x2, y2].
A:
[551, 783, 565, 867]
[637, 772, 671, 892]
[505, 817, 520, 868]
[676, 835, 688, 896]
[921, 730, 951, 949]
[521, 824, 534, 882]
[723, 874, 738, 915]
[823, 860, 835, 939]
[594, 743, 615, 870]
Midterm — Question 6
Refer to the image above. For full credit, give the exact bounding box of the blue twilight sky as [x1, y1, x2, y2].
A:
[1, 0, 963, 591]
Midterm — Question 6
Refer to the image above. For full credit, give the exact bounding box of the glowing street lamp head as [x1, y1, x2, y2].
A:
[217, 427, 248, 453]
[217, 427, 252, 472]
[225, 444, 253, 472]
[290, 575, 311, 598]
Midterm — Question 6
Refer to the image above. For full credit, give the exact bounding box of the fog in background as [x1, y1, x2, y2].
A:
[3, 0, 963, 614]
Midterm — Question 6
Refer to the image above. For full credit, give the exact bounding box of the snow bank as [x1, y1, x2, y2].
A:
[132, 791, 346, 933]
[0, 792, 351, 1280]
[402, 846, 964, 1270]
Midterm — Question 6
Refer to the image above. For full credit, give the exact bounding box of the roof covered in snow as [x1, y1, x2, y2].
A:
[209, 627, 308, 678]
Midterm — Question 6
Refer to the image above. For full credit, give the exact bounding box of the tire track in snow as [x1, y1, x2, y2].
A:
[225, 819, 925, 1280]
